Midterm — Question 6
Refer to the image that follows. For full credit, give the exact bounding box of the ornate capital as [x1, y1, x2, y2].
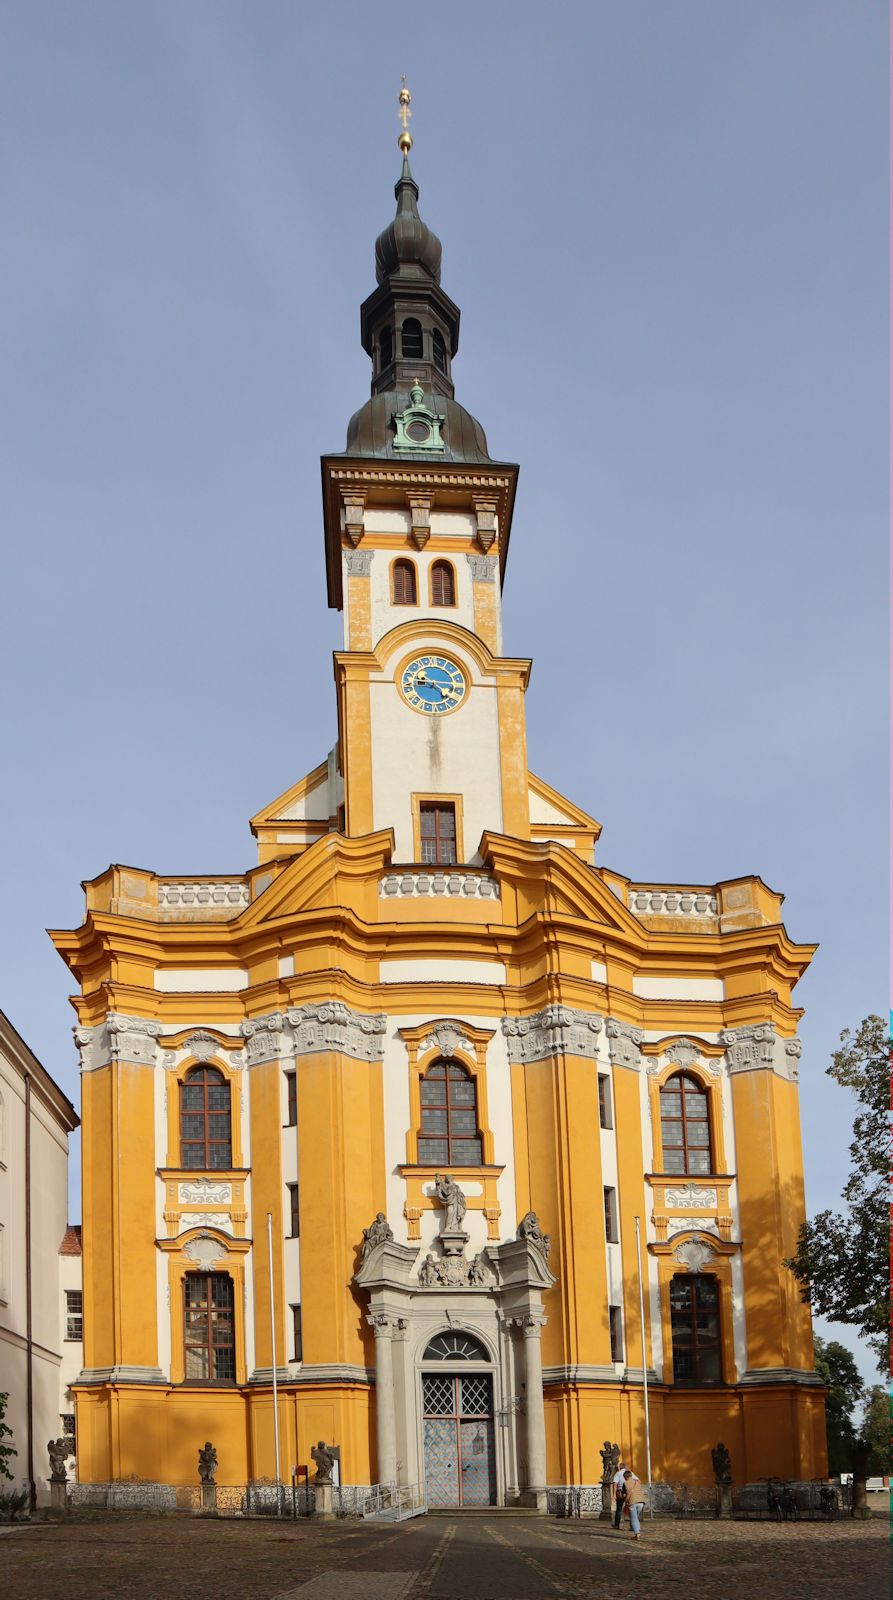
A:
[285, 1002, 387, 1063]
[502, 1006, 604, 1065]
[721, 1023, 778, 1075]
[366, 1312, 405, 1338]
[605, 1018, 643, 1071]
[241, 1012, 291, 1065]
[509, 1311, 548, 1335]
[75, 1013, 162, 1069]
[466, 553, 497, 582]
[344, 548, 374, 576]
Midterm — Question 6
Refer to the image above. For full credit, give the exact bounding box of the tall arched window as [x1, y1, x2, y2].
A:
[401, 318, 423, 359]
[659, 1072, 712, 1175]
[418, 1059, 482, 1165]
[184, 1272, 235, 1381]
[430, 560, 455, 606]
[379, 324, 393, 369]
[392, 559, 417, 605]
[669, 1274, 721, 1382]
[180, 1067, 232, 1170]
[432, 329, 447, 374]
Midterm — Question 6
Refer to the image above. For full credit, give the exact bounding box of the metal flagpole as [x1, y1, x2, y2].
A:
[634, 1215, 654, 1518]
[267, 1212, 282, 1515]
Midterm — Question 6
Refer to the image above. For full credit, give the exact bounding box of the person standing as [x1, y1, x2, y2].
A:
[623, 1469, 646, 1540]
[612, 1460, 629, 1528]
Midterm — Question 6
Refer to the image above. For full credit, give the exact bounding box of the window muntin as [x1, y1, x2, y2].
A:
[285, 1071, 297, 1127]
[609, 1306, 624, 1363]
[431, 560, 456, 606]
[659, 1072, 712, 1175]
[393, 559, 417, 606]
[401, 318, 423, 359]
[418, 1059, 483, 1166]
[65, 1289, 83, 1341]
[183, 1272, 235, 1383]
[419, 803, 457, 865]
[287, 1182, 300, 1239]
[603, 1187, 619, 1243]
[669, 1273, 721, 1383]
[432, 329, 447, 374]
[180, 1066, 232, 1170]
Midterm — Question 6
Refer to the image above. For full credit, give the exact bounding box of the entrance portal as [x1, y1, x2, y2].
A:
[422, 1371, 496, 1507]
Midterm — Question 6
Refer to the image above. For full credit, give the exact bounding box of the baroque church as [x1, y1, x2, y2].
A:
[51, 101, 826, 1507]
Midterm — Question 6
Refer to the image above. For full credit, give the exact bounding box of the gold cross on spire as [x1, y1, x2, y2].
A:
[398, 77, 413, 155]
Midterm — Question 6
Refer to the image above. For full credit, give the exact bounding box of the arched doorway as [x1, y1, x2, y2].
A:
[420, 1331, 496, 1507]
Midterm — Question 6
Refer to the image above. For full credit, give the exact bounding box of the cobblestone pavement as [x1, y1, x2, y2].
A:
[1, 1512, 887, 1600]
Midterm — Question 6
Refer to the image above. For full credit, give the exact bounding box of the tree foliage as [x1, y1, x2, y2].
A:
[812, 1337, 862, 1475]
[786, 1016, 889, 1370]
[0, 1393, 16, 1483]
[859, 1385, 889, 1478]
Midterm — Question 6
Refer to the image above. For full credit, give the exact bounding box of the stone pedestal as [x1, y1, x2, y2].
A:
[599, 1483, 614, 1521]
[201, 1482, 217, 1516]
[439, 1229, 468, 1257]
[715, 1483, 732, 1519]
[49, 1480, 66, 1514]
[314, 1481, 335, 1519]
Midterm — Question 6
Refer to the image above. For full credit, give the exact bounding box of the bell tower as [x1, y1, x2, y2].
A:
[321, 88, 528, 861]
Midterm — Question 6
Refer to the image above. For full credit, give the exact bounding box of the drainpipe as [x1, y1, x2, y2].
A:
[24, 1073, 35, 1511]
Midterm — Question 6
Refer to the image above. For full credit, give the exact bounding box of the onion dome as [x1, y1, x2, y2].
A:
[374, 156, 443, 285]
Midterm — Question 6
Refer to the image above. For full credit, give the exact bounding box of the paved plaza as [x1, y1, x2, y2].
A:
[1, 1512, 887, 1600]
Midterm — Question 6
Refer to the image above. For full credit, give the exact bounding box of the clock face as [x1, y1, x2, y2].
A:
[400, 654, 467, 715]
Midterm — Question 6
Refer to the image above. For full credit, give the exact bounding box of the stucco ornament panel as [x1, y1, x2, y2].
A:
[667, 1215, 719, 1238]
[664, 1184, 718, 1210]
[721, 1024, 777, 1076]
[108, 1014, 162, 1066]
[343, 548, 375, 575]
[242, 1013, 292, 1065]
[286, 1003, 387, 1062]
[182, 1233, 228, 1271]
[421, 1022, 468, 1059]
[672, 1234, 717, 1274]
[179, 1180, 233, 1205]
[605, 1017, 643, 1071]
[466, 553, 497, 582]
[784, 1038, 803, 1081]
[653, 1036, 721, 1077]
[180, 1212, 232, 1233]
[502, 1006, 604, 1064]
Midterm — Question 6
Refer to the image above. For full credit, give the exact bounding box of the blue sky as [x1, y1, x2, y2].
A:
[0, 3, 886, 1383]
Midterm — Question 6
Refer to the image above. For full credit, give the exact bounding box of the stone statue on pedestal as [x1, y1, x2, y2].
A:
[433, 1173, 467, 1232]
[361, 1212, 394, 1258]
[311, 1440, 337, 1484]
[711, 1442, 732, 1485]
[48, 1438, 71, 1484]
[198, 1442, 218, 1484]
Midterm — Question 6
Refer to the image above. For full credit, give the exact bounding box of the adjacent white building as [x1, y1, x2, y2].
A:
[0, 1010, 79, 1506]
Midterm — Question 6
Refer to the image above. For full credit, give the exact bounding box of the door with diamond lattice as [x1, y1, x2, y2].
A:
[422, 1372, 496, 1507]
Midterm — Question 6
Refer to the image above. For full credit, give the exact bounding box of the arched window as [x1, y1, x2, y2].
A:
[401, 318, 423, 359]
[432, 329, 447, 374]
[379, 324, 393, 369]
[430, 560, 455, 607]
[392, 559, 417, 605]
[669, 1274, 721, 1383]
[184, 1272, 235, 1381]
[180, 1067, 232, 1170]
[418, 1059, 482, 1165]
[423, 1330, 488, 1362]
[659, 1072, 711, 1175]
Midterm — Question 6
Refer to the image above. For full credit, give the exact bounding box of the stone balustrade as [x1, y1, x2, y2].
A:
[379, 871, 500, 899]
[628, 888, 718, 917]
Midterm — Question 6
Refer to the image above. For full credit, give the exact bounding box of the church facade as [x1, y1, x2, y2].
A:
[51, 122, 826, 1505]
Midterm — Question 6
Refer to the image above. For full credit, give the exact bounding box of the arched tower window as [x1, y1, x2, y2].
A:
[180, 1066, 232, 1170]
[184, 1272, 235, 1382]
[669, 1274, 721, 1382]
[418, 1058, 482, 1166]
[432, 328, 447, 374]
[392, 559, 417, 605]
[659, 1072, 712, 1175]
[430, 560, 455, 606]
[401, 318, 423, 359]
[379, 325, 393, 369]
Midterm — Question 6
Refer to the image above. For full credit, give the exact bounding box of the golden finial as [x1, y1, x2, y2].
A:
[398, 77, 413, 155]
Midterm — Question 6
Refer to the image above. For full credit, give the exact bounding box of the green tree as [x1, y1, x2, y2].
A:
[0, 1393, 16, 1482]
[859, 1385, 889, 1478]
[786, 1015, 889, 1369]
[812, 1337, 863, 1474]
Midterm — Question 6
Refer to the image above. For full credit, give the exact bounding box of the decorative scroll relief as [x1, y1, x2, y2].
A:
[343, 549, 374, 576]
[668, 1216, 719, 1238]
[179, 1180, 232, 1206]
[502, 1006, 605, 1065]
[628, 890, 718, 917]
[241, 1004, 388, 1066]
[605, 1018, 643, 1071]
[379, 872, 500, 899]
[179, 1212, 232, 1233]
[420, 1023, 468, 1058]
[671, 1234, 717, 1274]
[663, 1184, 718, 1210]
[721, 1025, 801, 1081]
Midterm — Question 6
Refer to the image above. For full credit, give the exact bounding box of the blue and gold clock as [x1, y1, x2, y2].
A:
[399, 654, 467, 715]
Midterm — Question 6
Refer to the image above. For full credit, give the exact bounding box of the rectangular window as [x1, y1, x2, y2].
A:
[65, 1289, 83, 1341]
[598, 1074, 612, 1129]
[292, 1304, 303, 1363]
[183, 1273, 235, 1383]
[287, 1183, 300, 1239]
[669, 1273, 722, 1383]
[609, 1306, 624, 1363]
[62, 1413, 77, 1445]
[285, 1071, 297, 1127]
[419, 803, 457, 866]
[603, 1187, 619, 1244]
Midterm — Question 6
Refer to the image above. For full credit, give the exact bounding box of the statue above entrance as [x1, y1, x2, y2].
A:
[433, 1172, 467, 1233]
[517, 1211, 551, 1261]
